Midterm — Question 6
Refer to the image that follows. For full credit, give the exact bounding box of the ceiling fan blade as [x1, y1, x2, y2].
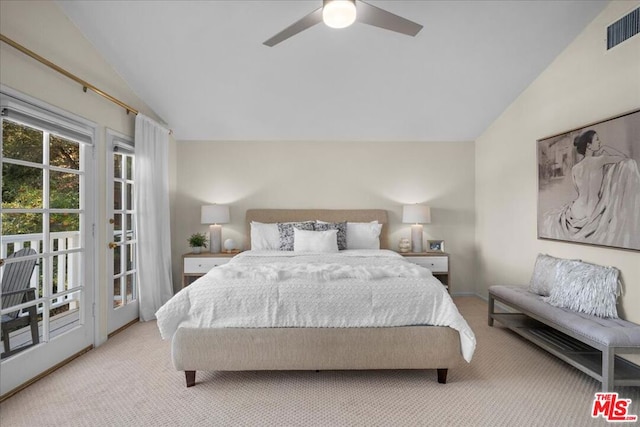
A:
[356, 0, 423, 37]
[263, 6, 323, 47]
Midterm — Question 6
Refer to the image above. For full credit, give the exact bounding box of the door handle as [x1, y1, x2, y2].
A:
[108, 242, 118, 249]
[109, 218, 115, 224]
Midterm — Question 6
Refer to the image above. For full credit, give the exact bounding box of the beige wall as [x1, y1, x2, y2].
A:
[174, 141, 476, 294]
[476, 1, 640, 323]
[0, 1, 173, 345]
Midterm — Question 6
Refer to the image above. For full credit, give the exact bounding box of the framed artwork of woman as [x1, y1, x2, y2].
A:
[537, 109, 640, 251]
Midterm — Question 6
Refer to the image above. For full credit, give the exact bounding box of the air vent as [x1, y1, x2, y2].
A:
[607, 7, 639, 50]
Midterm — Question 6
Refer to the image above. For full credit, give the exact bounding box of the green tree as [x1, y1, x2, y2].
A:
[2, 120, 81, 235]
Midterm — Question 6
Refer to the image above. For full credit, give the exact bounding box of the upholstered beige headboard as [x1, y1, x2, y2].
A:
[245, 209, 389, 249]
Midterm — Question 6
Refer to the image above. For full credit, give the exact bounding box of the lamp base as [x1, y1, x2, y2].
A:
[411, 224, 423, 253]
[209, 224, 222, 253]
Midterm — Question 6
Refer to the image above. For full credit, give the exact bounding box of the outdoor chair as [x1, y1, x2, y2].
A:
[1, 247, 39, 358]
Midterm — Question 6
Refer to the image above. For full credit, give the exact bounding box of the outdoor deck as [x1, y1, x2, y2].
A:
[1, 309, 81, 359]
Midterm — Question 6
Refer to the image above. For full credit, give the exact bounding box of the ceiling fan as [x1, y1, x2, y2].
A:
[263, 0, 423, 47]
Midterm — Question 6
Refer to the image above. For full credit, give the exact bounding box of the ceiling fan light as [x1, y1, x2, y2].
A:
[323, 0, 357, 29]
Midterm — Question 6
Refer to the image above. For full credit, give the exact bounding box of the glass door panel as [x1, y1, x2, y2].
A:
[106, 132, 138, 334]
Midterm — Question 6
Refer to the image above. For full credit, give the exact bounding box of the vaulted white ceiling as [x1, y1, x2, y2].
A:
[57, 1, 607, 142]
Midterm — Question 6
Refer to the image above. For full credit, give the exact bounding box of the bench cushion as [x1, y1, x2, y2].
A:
[489, 285, 640, 348]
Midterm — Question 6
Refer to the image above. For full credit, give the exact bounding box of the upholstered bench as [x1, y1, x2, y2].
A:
[488, 255, 640, 391]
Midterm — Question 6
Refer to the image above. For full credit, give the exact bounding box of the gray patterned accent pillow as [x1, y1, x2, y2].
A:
[543, 259, 620, 318]
[529, 254, 566, 296]
[277, 222, 314, 251]
[314, 222, 347, 250]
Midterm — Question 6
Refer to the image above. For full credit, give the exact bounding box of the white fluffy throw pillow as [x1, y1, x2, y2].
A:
[543, 259, 620, 318]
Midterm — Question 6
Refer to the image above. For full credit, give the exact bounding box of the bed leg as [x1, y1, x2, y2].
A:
[185, 370, 196, 387]
[437, 369, 448, 384]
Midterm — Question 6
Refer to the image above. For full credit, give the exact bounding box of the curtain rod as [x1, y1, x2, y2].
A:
[1, 33, 140, 115]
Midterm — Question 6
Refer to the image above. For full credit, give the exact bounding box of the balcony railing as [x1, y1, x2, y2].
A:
[1, 231, 82, 357]
[1, 231, 80, 311]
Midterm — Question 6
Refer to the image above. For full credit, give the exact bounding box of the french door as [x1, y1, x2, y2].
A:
[0, 91, 95, 395]
[106, 130, 138, 334]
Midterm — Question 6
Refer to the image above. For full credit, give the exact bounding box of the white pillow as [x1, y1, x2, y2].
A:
[250, 221, 280, 250]
[294, 228, 339, 253]
[346, 221, 383, 250]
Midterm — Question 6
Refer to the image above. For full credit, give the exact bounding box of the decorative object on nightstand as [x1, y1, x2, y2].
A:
[223, 238, 237, 253]
[187, 232, 208, 254]
[201, 204, 230, 254]
[428, 239, 445, 252]
[402, 204, 431, 253]
[398, 237, 411, 253]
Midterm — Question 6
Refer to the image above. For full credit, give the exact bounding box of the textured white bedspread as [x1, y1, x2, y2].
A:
[156, 250, 476, 362]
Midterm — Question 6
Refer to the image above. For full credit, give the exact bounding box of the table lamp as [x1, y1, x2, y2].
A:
[402, 205, 431, 253]
[201, 204, 230, 253]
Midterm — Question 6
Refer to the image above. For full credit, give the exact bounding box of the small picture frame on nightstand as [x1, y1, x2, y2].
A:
[427, 240, 445, 252]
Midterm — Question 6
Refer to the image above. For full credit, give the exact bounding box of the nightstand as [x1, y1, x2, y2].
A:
[399, 252, 450, 292]
[182, 251, 240, 288]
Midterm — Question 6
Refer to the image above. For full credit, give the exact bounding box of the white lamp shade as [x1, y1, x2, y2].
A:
[201, 205, 230, 224]
[402, 205, 431, 224]
[323, 0, 357, 29]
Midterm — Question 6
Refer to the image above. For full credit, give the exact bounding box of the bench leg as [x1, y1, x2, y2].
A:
[488, 293, 495, 327]
[602, 349, 615, 392]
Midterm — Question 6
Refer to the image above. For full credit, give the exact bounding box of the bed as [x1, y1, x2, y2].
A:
[157, 209, 475, 387]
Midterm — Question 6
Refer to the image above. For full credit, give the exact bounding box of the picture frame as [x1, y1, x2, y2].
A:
[537, 109, 640, 251]
[427, 240, 445, 252]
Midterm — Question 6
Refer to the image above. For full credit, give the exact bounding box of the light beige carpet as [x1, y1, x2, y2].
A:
[1, 297, 638, 426]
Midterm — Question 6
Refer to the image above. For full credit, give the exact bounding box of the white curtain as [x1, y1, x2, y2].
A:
[134, 114, 173, 321]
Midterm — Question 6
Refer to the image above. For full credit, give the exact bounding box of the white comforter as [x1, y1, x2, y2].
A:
[156, 250, 476, 362]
